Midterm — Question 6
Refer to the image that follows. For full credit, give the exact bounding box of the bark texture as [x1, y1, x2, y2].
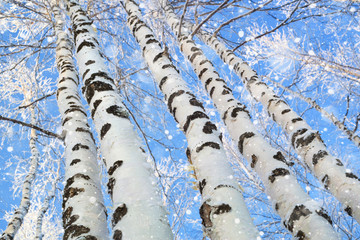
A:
[158, 3, 341, 239]
[53, 5, 109, 240]
[124, 1, 260, 239]
[65, 1, 173, 239]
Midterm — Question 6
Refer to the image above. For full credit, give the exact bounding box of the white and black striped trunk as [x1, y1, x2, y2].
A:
[53, 5, 108, 240]
[64, 1, 173, 239]
[1, 109, 39, 240]
[188, 21, 360, 224]
[159, 3, 340, 239]
[124, 1, 259, 239]
[267, 78, 360, 147]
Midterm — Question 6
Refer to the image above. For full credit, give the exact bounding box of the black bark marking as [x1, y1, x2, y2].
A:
[189, 98, 204, 110]
[100, 123, 111, 139]
[209, 87, 215, 98]
[238, 132, 255, 154]
[57, 87, 68, 98]
[70, 159, 81, 166]
[291, 128, 308, 147]
[275, 203, 280, 211]
[153, 51, 164, 63]
[72, 143, 89, 151]
[108, 160, 123, 176]
[190, 52, 202, 63]
[199, 201, 231, 229]
[85, 71, 113, 85]
[312, 150, 328, 165]
[199, 179, 206, 194]
[77, 40, 96, 53]
[315, 208, 332, 225]
[269, 168, 290, 183]
[202, 121, 217, 134]
[63, 187, 85, 207]
[113, 230, 123, 240]
[294, 131, 320, 148]
[183, 111, 209, 133]
[106, 105, 129, 118]
[200, 201, 212, 227]
[230, 106, 249, 119]
[198, 68, 208, 79]
[112, 204, 128, 227]
[214, 184, 238, 191]
[345, 206, 353, 217]
[291, 117, 303, 123]
[85, 81, 114, 103]
[159, 76, 167, 90]
[295, 230, 306, 240]
[91, 99, 102, 118]
[64, 225, 90, 240]
[196, 142, 220, 153]
[286, 205, 312, 232]
[346, 172, 360, 181]
[167, 90, 185, 113]
[251, 154, 258, 168]
[107, 177, 115, 197]
[204, 78, 213, 91]
[273, 151, 293, 166]
[162, 64, 179, 73]
[85, 60, 95, 65]
[62, 117, 72, 126]
[321, 174, 330, 190]
[213, 204, 231, 215]
[336, 159, 344, 166]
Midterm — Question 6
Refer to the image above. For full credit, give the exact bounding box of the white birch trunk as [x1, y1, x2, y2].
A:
[64, 1, 173, 239]
[53, 5, 109, 240]
[267, 78, 360, 147]
[1, 109, 39, 240]
[158, 3, 340, 239]
[186, 20, 360, 224]
[124, 1, 260, 239]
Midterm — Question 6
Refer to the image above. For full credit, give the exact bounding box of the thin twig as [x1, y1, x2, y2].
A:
[0, 115, 63, 140]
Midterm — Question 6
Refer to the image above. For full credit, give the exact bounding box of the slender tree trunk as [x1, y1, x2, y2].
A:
[267, 77, 360, 147]
[1, 108, 39, 240]
[157, 2, 340, 239]
[64, 0, 173, 239]
[183, 17, 360, 224]
[123, 1, 260, 239]
[53, 5, 109, 240]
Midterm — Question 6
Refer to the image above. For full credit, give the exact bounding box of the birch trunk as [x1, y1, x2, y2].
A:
[1, 108, 39, 240]
[123, 1, 259, 239]
[267, 77, 360, 147]
[53, 5, 109, 240]
[158, 3, 340, 239]
[64, 1, 173, 239]
[184, 19, 360, 224]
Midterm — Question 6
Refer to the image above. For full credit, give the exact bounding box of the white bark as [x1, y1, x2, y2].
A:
[185, 20, 360, 224]
[1, 109, 39, 240]
[53, 5, 109, 240]
[65, 1, 173, 239]
[124, 1, 260, 239]
[157, 3, 340, 239]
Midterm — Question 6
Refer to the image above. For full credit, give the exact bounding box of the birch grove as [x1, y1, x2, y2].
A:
[0, 0, 359, 239]
[175, 15, 360, 224]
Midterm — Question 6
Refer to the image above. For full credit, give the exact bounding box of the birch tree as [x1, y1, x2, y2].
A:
[123, 1, 260, 238]
[64, 0, 173, 238]
[52, 4, 109, 239]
